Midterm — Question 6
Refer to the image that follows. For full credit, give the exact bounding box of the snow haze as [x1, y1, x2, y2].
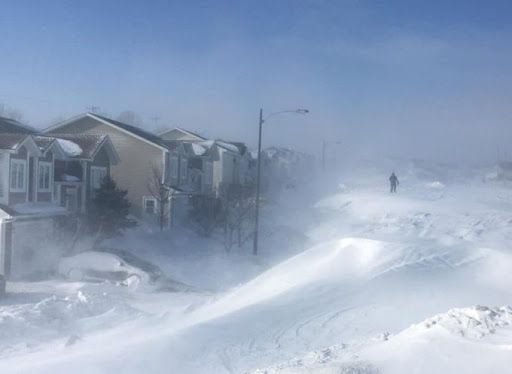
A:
[1, 1, 512, 162]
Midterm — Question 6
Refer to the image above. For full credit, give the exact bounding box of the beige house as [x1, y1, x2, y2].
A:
[45, 113, 176, 218]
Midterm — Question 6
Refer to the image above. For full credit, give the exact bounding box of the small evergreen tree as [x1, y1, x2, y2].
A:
[87, 176, 137, 244]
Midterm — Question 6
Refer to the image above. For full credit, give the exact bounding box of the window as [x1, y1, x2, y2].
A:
[170, 156, 178, 179]
[38, 161, 52, 192]
[204, 161, 213, 185]
[10, 159, 27, 192]
[90, 166, 107, 189]
[143, 197, 157, 215]
[180, 158, 188, 183]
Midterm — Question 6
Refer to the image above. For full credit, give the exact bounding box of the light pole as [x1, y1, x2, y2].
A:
[322, 140, 342, 171]
[253, 108, 309, 256]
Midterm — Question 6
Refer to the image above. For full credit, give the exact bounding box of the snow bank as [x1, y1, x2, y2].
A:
[198, 238, 400, 319]
[0, 289, 141, 357]
[405, 305, 512, 339]
[252, 306, 512, 373]
[359, 305, 512, 373]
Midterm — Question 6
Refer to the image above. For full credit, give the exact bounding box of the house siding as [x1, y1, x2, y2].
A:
[9, 217, 58, 279]
[47, 116, 165, 216]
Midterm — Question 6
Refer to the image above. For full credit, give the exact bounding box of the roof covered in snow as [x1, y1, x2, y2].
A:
[34, 135, 119, 162]
[215, 140, 242, 154]
[0, 202, 68, 217]
[161, 140, 209, 157]
[45, 134, 118, 162]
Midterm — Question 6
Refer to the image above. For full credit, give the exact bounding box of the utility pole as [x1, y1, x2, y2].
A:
[252, 108, 309, 256]
[253, 108, 263, 256]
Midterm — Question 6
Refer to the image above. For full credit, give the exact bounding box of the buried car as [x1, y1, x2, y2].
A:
[58, 251, 149, 289]
[58, 248, 193, 292]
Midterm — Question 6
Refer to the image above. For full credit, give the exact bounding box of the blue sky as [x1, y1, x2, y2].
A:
[1, 0, 512, 161]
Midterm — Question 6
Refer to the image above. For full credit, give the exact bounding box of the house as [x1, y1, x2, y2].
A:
[0, 134, 64, 279]
[262, 147, 316, 191]
[34, 134, 119, 213]
[45, 113, 186, 225]
[160, 127, 254, 197]
[159, 127, 206, 142]
[0, 117, 119, 279]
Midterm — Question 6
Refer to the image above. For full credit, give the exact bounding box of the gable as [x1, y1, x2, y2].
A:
[160, 128, 204, 142]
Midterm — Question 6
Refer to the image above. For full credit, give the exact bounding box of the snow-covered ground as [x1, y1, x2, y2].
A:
[1, 158, 512, 373]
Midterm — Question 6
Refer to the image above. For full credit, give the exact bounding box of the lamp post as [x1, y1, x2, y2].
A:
[253, 108, 309, 256]
[321, 140, 342, 171]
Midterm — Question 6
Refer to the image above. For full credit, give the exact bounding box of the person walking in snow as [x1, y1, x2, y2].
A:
[389, 172, 399, 193]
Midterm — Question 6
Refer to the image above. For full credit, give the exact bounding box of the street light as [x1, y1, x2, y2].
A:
[321, 140, 342, 171]
[253, 108, 309, 256]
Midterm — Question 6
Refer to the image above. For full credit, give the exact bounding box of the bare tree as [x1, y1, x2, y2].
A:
[147, 166, 172, 231]
[187, 195, 222, 237]
[219, 184, 256, 252]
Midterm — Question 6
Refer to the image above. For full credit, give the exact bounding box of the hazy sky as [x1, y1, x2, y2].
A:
[1, 0, 512, 162]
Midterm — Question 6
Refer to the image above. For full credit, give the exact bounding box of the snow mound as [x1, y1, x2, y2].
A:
[406, 305, 512, 339]
[202, 238, 400, 317]
[57, 139, 82, 157]
[0, 290, 141, 356]
[426, 181, 445, 189]
[249, 344, 380, 374]
[198, 237, 478, 323]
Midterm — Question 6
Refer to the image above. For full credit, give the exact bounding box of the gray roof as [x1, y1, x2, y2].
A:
[91, 114, 167, 148]
[0, 134, 29, 150]
[0, 117, 38, 134]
